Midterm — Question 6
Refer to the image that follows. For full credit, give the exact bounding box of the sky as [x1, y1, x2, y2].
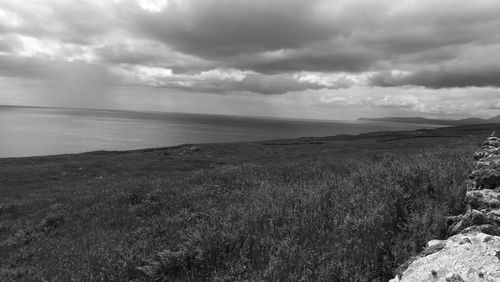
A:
[0, 0, 499, 120]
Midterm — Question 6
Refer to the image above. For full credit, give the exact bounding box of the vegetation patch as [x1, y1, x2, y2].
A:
[1, 125, 498, 281]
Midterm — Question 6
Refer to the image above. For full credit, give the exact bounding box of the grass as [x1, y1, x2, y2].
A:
[1, 124, 499, 281]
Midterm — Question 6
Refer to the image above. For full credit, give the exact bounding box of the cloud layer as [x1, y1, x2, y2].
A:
[0, 0, 499, 117]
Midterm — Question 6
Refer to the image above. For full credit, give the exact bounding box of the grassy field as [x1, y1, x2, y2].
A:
[1, 124, 500, 281]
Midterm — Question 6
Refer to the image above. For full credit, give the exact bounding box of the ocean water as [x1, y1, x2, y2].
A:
[0, 106, 441, 158]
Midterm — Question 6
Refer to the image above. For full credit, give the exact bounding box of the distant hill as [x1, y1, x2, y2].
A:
[488, 115, 500, 123]
[358, 115, 500, 126]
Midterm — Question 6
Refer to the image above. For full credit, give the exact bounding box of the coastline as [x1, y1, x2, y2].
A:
[1, 121, 448, 160]
[0, 105, 444, 159]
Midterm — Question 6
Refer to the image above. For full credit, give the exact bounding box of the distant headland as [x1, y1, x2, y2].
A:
[359, 115, 500, 126]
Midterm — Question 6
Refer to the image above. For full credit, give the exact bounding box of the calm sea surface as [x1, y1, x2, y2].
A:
[0, 106, 441, 158]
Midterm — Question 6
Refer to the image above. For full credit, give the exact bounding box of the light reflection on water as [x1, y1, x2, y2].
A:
[0, 106, 441, 158]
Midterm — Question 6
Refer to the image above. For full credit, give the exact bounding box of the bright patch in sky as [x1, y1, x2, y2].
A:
[0, 8, 21, 27]
[137, 0, 169, 12]
[199, 69, 249, 82]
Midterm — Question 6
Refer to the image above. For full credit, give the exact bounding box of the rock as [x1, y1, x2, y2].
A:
[469, 209, 485, 225]
[447, 209, 487, 235]
[483, 154, 500, 163]
[421, 240, 446, 256]
[486, 209, 500, 224]
[449, 219, 464, 235]
[475, 155, 500, 169]
[473, 151, 486, 160]
[466, 189, 500, 210]
[482, 145, 498, 152]
[189, 146, 200, 152]
[474, 146, 500, 161]
[461, 224, 500, 236]
[390, 232, 500, 281]
[446, 215, 462, 222]
[474, 168, 500, 189]
[427, 239, 446, 248]
[483, 138, 500, 147]
[491, 147, 500, 155]
[446, 215, 462, 226]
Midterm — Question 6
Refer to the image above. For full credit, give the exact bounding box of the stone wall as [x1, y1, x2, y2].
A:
[391, 135, 500, 282]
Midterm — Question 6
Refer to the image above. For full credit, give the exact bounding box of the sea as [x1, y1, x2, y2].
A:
[0, 106, 442, 158]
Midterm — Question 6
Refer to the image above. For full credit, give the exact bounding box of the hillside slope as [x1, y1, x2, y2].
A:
[2, 124, 500, 281]
[392, 135, 500, 281]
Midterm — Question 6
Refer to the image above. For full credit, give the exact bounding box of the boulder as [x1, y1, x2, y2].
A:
[474, 169, 500, 189]
[448, 209, 486, 235]
[474, 155, 500, 169]
[483, 137, 500, 147]
[390, 232, 500, 281]
[448, 218, 464, 235]
[461, 224, 500, 236]
[465, 189, 500, 210]
[491, 147, 500, 155]
[474, 146, 500, 160]
[470, 209, 485, 225]
[485, 209, 500, 224]
[189, 146, 200, 152]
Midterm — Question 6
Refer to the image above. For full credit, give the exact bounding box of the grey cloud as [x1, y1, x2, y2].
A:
[157, 73, 326, 95]
[134, 0, 332, 59]
[0, 39, 14, 53]
[95, 42, 168, 65]
[94, 41, 212, 73]
[0, 1, 124, 45]
[2, 0, 500, 94]
[406, 70, 500, 89]
[233, 47, 376, 74]
[370, 69, 500, 88]
[123, 0, 500, 90]
[234, 74, 324, 94]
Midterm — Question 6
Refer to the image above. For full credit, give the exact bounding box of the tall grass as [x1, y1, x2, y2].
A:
[1, 145, 474, 281]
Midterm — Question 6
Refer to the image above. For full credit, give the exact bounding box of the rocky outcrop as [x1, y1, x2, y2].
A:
[392, 135, 500, 281]
[447, 136, 500, 236]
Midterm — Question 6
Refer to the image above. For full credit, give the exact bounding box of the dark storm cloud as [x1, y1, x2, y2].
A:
[123, 0, 500, 90]
[1, 0, 500, 96]
[370, 69, 500, 89]
[95, 42, 169, 65]
[133, 0, 333, 59]
[233, 47, 376, 74]
[94, 41, 213, 73]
